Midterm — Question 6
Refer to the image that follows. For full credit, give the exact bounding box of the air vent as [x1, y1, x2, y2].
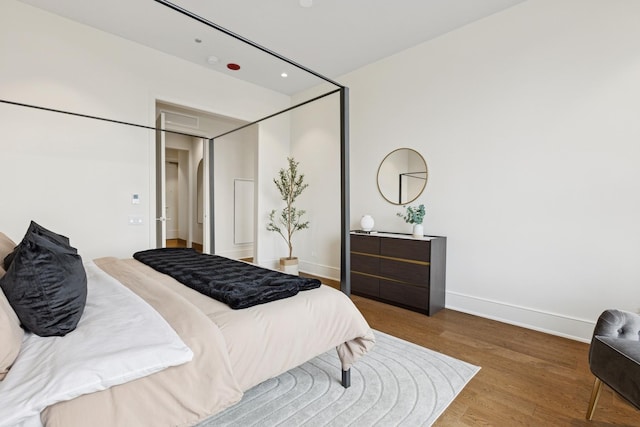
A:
[162, 111, 199, 129]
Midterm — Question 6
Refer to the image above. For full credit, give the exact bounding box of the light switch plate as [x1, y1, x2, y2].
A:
[128, 215, 143, 225]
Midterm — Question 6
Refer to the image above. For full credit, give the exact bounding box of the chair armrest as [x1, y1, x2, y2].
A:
[592, 309, 640, 341]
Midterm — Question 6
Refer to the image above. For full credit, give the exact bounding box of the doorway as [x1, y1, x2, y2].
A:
[155, 108, 207, 252]
[155, 100, 256, 259]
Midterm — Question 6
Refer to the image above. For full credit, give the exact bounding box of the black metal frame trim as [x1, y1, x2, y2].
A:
[340, 87, 350, 296]
[0, 99, 204, 139]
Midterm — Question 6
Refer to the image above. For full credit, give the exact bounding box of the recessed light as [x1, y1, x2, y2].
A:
[194, 38, 202, 43]
[227, 63, 241, 71]
[281, 72, 288, 78]
[207, 56, 219, 64]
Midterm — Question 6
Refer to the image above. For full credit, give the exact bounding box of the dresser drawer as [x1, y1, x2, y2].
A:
[379, 280, 429, 311]
[351, 234, 380, 254]
[379, 258, 429, 286]
[380, 237, 430, 263]
[351, 252, 379, 275]
[351, 273, 379, 297]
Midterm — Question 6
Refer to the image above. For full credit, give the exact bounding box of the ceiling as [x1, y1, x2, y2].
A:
[19, 0, 526, 95]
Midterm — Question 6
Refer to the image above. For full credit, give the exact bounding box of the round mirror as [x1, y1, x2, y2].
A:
[377, 148, 428, 205]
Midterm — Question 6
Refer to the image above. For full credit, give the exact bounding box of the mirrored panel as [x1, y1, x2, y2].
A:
[377, 148, 428, 205]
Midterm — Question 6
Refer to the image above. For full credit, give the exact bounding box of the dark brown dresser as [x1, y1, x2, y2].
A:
[350, 232, 446, 315]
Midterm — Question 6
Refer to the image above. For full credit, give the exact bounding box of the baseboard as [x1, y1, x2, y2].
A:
[217, 247, 253, 260]
[235, 256, 595, 341]
[446, 291, 594, 343]
[298, 260, 340, 282]
[255, 258, 280, 271]
[253, 259, 339, 283]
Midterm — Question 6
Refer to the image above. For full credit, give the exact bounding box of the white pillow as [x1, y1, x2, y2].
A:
[0, 262, 193, 427]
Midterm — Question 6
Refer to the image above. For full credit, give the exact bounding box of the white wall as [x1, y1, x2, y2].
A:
[214, 126, 258, 259]
[290, 93, 342, 280]
[255, 115, 292, 269]
[0, 1, 290, 259]
[339, 0, 640, 341]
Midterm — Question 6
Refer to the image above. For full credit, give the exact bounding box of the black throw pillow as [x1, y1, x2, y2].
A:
[3, 221, 73, 271]
[0, 228, 87, 337]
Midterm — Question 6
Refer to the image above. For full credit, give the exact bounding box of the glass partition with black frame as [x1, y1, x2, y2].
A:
[2, 0, 351, 295]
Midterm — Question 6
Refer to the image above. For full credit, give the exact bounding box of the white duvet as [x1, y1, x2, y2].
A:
[0, 262, 193, 427]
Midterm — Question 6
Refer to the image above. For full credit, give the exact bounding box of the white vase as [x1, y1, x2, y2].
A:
[412, 223, 424, 238]
[360, 214, 374, 231]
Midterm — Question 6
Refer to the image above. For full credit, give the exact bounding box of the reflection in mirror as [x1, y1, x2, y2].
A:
[233, 179, 254, 244]
[213, 123, 258, 260]
[377, 148, 428, 205]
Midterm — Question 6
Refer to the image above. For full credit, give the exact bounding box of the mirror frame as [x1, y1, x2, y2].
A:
[376, 148, 428, 205]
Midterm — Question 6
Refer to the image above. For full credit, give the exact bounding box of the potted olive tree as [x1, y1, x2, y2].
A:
[267, 157, 309, 274]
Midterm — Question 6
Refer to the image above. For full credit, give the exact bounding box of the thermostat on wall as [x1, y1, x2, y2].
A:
[132, 194, 140, 204]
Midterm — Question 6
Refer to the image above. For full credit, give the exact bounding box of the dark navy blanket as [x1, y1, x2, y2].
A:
[133, 248, 321, 309]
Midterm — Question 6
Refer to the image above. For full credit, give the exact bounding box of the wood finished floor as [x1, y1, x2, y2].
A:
[313, 276, 638, 426]
[166, 238, 202, 252]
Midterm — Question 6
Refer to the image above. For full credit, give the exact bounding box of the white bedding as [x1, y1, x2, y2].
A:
[0, 262, 193, 427]
[119, 258, 376, 392]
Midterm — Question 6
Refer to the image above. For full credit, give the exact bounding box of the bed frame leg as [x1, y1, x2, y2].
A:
[342, 369, 351, 388]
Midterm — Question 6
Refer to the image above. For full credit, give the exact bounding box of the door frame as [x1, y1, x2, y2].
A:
[152, 101, 211, 253]
[155, 112, 167, 248]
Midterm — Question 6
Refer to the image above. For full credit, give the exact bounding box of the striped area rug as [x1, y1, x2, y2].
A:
[199, 330, 480, 426]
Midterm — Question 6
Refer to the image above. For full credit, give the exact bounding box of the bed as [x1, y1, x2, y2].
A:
[0, 228, 375, 427]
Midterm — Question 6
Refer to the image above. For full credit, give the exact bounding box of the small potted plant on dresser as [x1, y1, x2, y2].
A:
[266, 157, 309, 275]
[397, 204, 426, 238]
